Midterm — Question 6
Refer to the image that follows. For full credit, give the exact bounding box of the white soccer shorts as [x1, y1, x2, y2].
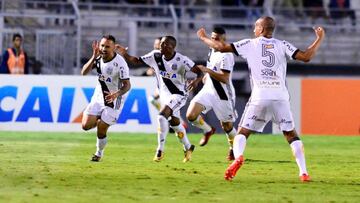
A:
[160, 93, 187, 119]
[84, 101, 121, 125]
[238, 100, 295, 132]
[191, 88, 237, 123]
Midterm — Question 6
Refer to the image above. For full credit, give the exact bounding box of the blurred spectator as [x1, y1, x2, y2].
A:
[0, 33, 29, 74]
[303, 0, 327, 21]
[283, 0, 304, 18]
[329, 0, 356, 26]
[242, 0, 264, 22]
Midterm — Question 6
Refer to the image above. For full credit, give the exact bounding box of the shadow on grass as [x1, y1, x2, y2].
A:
[245, 159, 291, 164]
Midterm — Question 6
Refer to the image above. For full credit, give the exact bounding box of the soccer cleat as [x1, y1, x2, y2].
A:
[199, 127, 216, 146]
[183, 145, 195, 163]
[153, 150, 164, 162]
[300, 173, 311, 182]
[224, 155, 244, 181]
[227, 148, 235, 161]
[91, 154, 101, 162]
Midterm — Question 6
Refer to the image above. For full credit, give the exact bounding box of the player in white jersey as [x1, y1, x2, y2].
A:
[197, 16, 325, 181]
[186, 27, 238, 161]
[116, 36, 203, 162]
[146, 37, 188, 129]
[81, 35, 131, 162]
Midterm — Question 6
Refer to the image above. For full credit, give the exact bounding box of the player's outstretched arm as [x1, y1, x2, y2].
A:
[115, 44, 143, 66]
[81, 40, 100, 75]
[294, 26, 325, 62]
[197, 28, 234, 53]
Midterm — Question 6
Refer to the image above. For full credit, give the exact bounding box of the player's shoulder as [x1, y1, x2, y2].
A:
[232, 38, 252, 48]
[114, 53, 127, 63]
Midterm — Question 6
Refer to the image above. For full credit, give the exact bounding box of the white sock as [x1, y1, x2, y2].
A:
[171, 124, 191, 150]
[233, 134, 247, 159]
[226, 128, 236, 148]
[95, 137, 107, 157]
[157, 115, 169, 152]
[190, 115, 212, 133]
[290, 140, 308, 176]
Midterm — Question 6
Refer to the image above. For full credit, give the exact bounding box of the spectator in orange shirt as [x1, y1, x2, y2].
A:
[0, 33, 29, 74]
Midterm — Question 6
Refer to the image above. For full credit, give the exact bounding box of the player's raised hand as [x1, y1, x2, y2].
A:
[92, 40, 100, 58]
[197, 28, 207, 40]
[313, 26, 325, 40]
[115, 44, 128, 56]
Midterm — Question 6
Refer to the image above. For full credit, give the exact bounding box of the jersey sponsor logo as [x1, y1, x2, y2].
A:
[142, 56, 152, 60]
[113, 62, 118, 67]
[176, 57, 180, 61]
[159, 70, 177, 79]
[279, 118, 292, 124]
[0, 86, 151, 124]
[98, 74, 112, 83]
[264, 44, 274, 49]
[261, 68, 277, 77]
[236, 40, 250, 47]
[248, 115, 266, 123]
[258, 80, 281, 88]
[284, 42, 295, 52]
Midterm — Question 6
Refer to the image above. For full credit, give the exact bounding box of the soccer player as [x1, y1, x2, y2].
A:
[81, 35, 131, 162]
[197, 16, 325, 181]
[147, 37, 188, 129]
[116, 36, 203, 162]
[186, 27, 237, 161]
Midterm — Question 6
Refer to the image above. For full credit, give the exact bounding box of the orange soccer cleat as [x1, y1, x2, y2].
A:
[224, 155, 244, 181]
[300, 173, 311, 182]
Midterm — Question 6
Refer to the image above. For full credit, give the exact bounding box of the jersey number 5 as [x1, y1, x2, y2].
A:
[262, 44, 275, 67]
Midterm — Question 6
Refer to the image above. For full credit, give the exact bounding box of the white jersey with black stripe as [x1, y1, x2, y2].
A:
[140, 50, 195, 96]
[232, 36, 298, 101]
[203, 48, 235, 102]
[92, 53, 130, 109]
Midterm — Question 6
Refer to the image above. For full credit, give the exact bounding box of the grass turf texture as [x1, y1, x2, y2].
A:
[0, 131, 359, 203]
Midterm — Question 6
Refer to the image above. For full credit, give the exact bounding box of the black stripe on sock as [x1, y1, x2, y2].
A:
[288, 136, 300, 144]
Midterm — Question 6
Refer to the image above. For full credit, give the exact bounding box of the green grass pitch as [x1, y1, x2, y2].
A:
[0, 131, 359, 202]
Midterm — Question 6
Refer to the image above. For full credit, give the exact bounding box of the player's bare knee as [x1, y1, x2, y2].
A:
[82, 123, 92, 131]
[221, 122, 233, 132]
[186, 112, 197, 122]
[97, 133, 107, 139]
[238, 127, 251, 138]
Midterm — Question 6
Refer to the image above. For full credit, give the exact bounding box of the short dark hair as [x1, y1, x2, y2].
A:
[163, 35, 177, 47]
[212, 27, 226, 35]
[13, 33, 22, 41]
[102, 34, 116, 43]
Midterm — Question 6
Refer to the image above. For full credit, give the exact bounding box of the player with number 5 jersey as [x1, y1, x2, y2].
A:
[197, 16, 325, 181]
